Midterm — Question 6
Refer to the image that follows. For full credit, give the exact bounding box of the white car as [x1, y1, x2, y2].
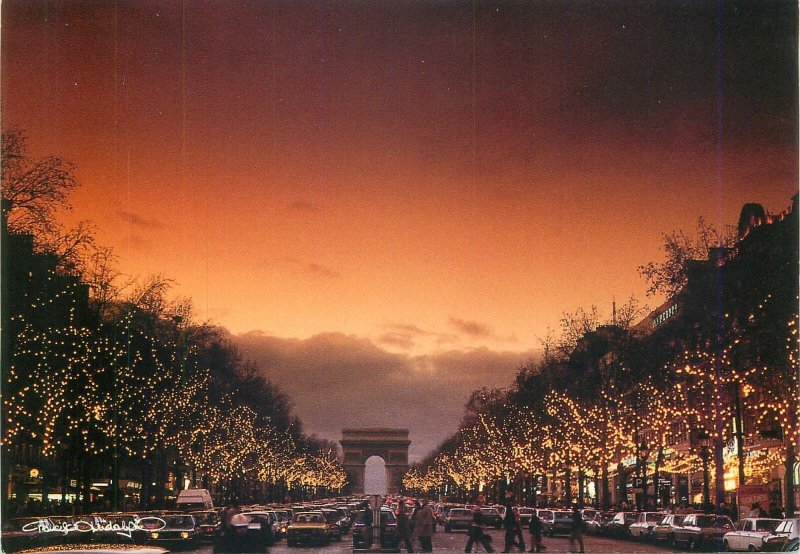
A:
[722, 518, 781, 551]
[762, 518, 800, 551]
[629, 512, 667, 540]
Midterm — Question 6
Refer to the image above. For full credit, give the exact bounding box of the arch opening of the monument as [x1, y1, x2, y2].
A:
[364, 455, 387, 495]
[340, 428, 410, 495]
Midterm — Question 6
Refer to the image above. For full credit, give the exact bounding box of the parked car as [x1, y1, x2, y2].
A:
[763, 518, 800, 552]
[544, 510, 573, 537]
[320, 508, 344, 541]
[605, 511, 639, 539]
[176, 488, 214, 511]
[586, 512, 616, 536]
[273, 509, 291, 539]
[144, 514, 199, 549]
[47, 515, 89, 545]
[335, 507, 352, 534]
[672, 513, 735, 550]
[629, 511, 667, 540]
[481, 507, 504, 529]
[352, 507, 399, 549]
[537, 510, 555, 535]
[518, 508, 536, 527]
[444, 508, 473, 532]
[723, 517, 781, 551]
[1, 516, 52, 552]
[652, 514, 686, 544]
[87, 513, 141, 544]
[286, 511, 330, 547]
[240, 511, 277, 547]
[437, 505, 455, 526]
[191, 510, 221, 543]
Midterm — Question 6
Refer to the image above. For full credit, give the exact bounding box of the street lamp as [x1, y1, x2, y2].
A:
[636, 441, 650, 510]
[697, 432, 711, 513]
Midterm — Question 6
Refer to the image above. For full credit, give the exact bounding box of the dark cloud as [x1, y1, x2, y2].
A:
[382, 323, 431, 337]
[278, 258, 340, 280]
[377, 333, 416, 350]
[116, 210, 163, 229]
[379, 322, 458, 349]
[449, 317, 493, 339]
[233, 331, 537, 461]
[305, 263, 339, 279]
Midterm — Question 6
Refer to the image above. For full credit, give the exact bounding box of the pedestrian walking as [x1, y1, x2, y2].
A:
[465, 496, 495, 553]
[397, 500, 415, 553]
[502, 494, 525, 552]
[413, 499, 435, 552]
[362, 504, 375, 548]
[568, 505, 585, 554]
[528, 511, 546, 553]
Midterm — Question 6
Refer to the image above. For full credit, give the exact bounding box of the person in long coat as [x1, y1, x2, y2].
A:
[412, 499, 435, 552]
[528, 512, 545, 553]
[397, 500, 415, 553]
[502, 494, 526, 552]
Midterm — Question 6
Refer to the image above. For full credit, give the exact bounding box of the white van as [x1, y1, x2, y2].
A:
[176, 488, 214, 511]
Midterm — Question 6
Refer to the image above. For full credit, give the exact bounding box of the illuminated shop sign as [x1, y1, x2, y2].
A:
[653, 304, 678, 328]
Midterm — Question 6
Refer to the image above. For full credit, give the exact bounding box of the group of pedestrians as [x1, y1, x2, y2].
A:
[395, 495, 587, 554]
[465, 495, 585, 554]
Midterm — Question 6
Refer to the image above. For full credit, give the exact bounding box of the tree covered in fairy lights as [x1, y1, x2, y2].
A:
[1, 129, 346, 513]
[406, 206, 798, 513]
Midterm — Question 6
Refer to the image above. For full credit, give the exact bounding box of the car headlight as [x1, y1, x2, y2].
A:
[150, 532, 159, 539]
[180, 532, 190, 539]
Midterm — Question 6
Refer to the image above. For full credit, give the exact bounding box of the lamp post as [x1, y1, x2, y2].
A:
[698, 433, 711, 512]
[638, 442, 650, 510]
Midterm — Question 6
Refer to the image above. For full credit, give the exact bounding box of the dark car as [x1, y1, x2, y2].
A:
[652, 514, 685, 544]
[352, 507, 399, 549]
[273, 509, 292, 539]
[240, 511, 276, 548]
[46, 515, 90, 545]
[481, 507, 504, 530]
[144, 514, 199, 549]
[335, 507, 352, 534]
[321, 508, 344, 541]
[86, 513, 142, 544]
[605, 511, 639, 539]
[1, 516, 53, 552]
[444, 508, 473, 532]
[192, 510, 222, 543]
[672, 513, 735, 550]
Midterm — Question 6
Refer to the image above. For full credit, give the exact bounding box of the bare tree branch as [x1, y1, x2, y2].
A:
[2, 129, 78, 235]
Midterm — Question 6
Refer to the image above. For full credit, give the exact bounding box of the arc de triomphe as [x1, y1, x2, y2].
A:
[340, 428, 410, 495]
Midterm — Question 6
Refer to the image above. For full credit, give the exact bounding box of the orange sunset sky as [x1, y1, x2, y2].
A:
[3, 0, 797, 458]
